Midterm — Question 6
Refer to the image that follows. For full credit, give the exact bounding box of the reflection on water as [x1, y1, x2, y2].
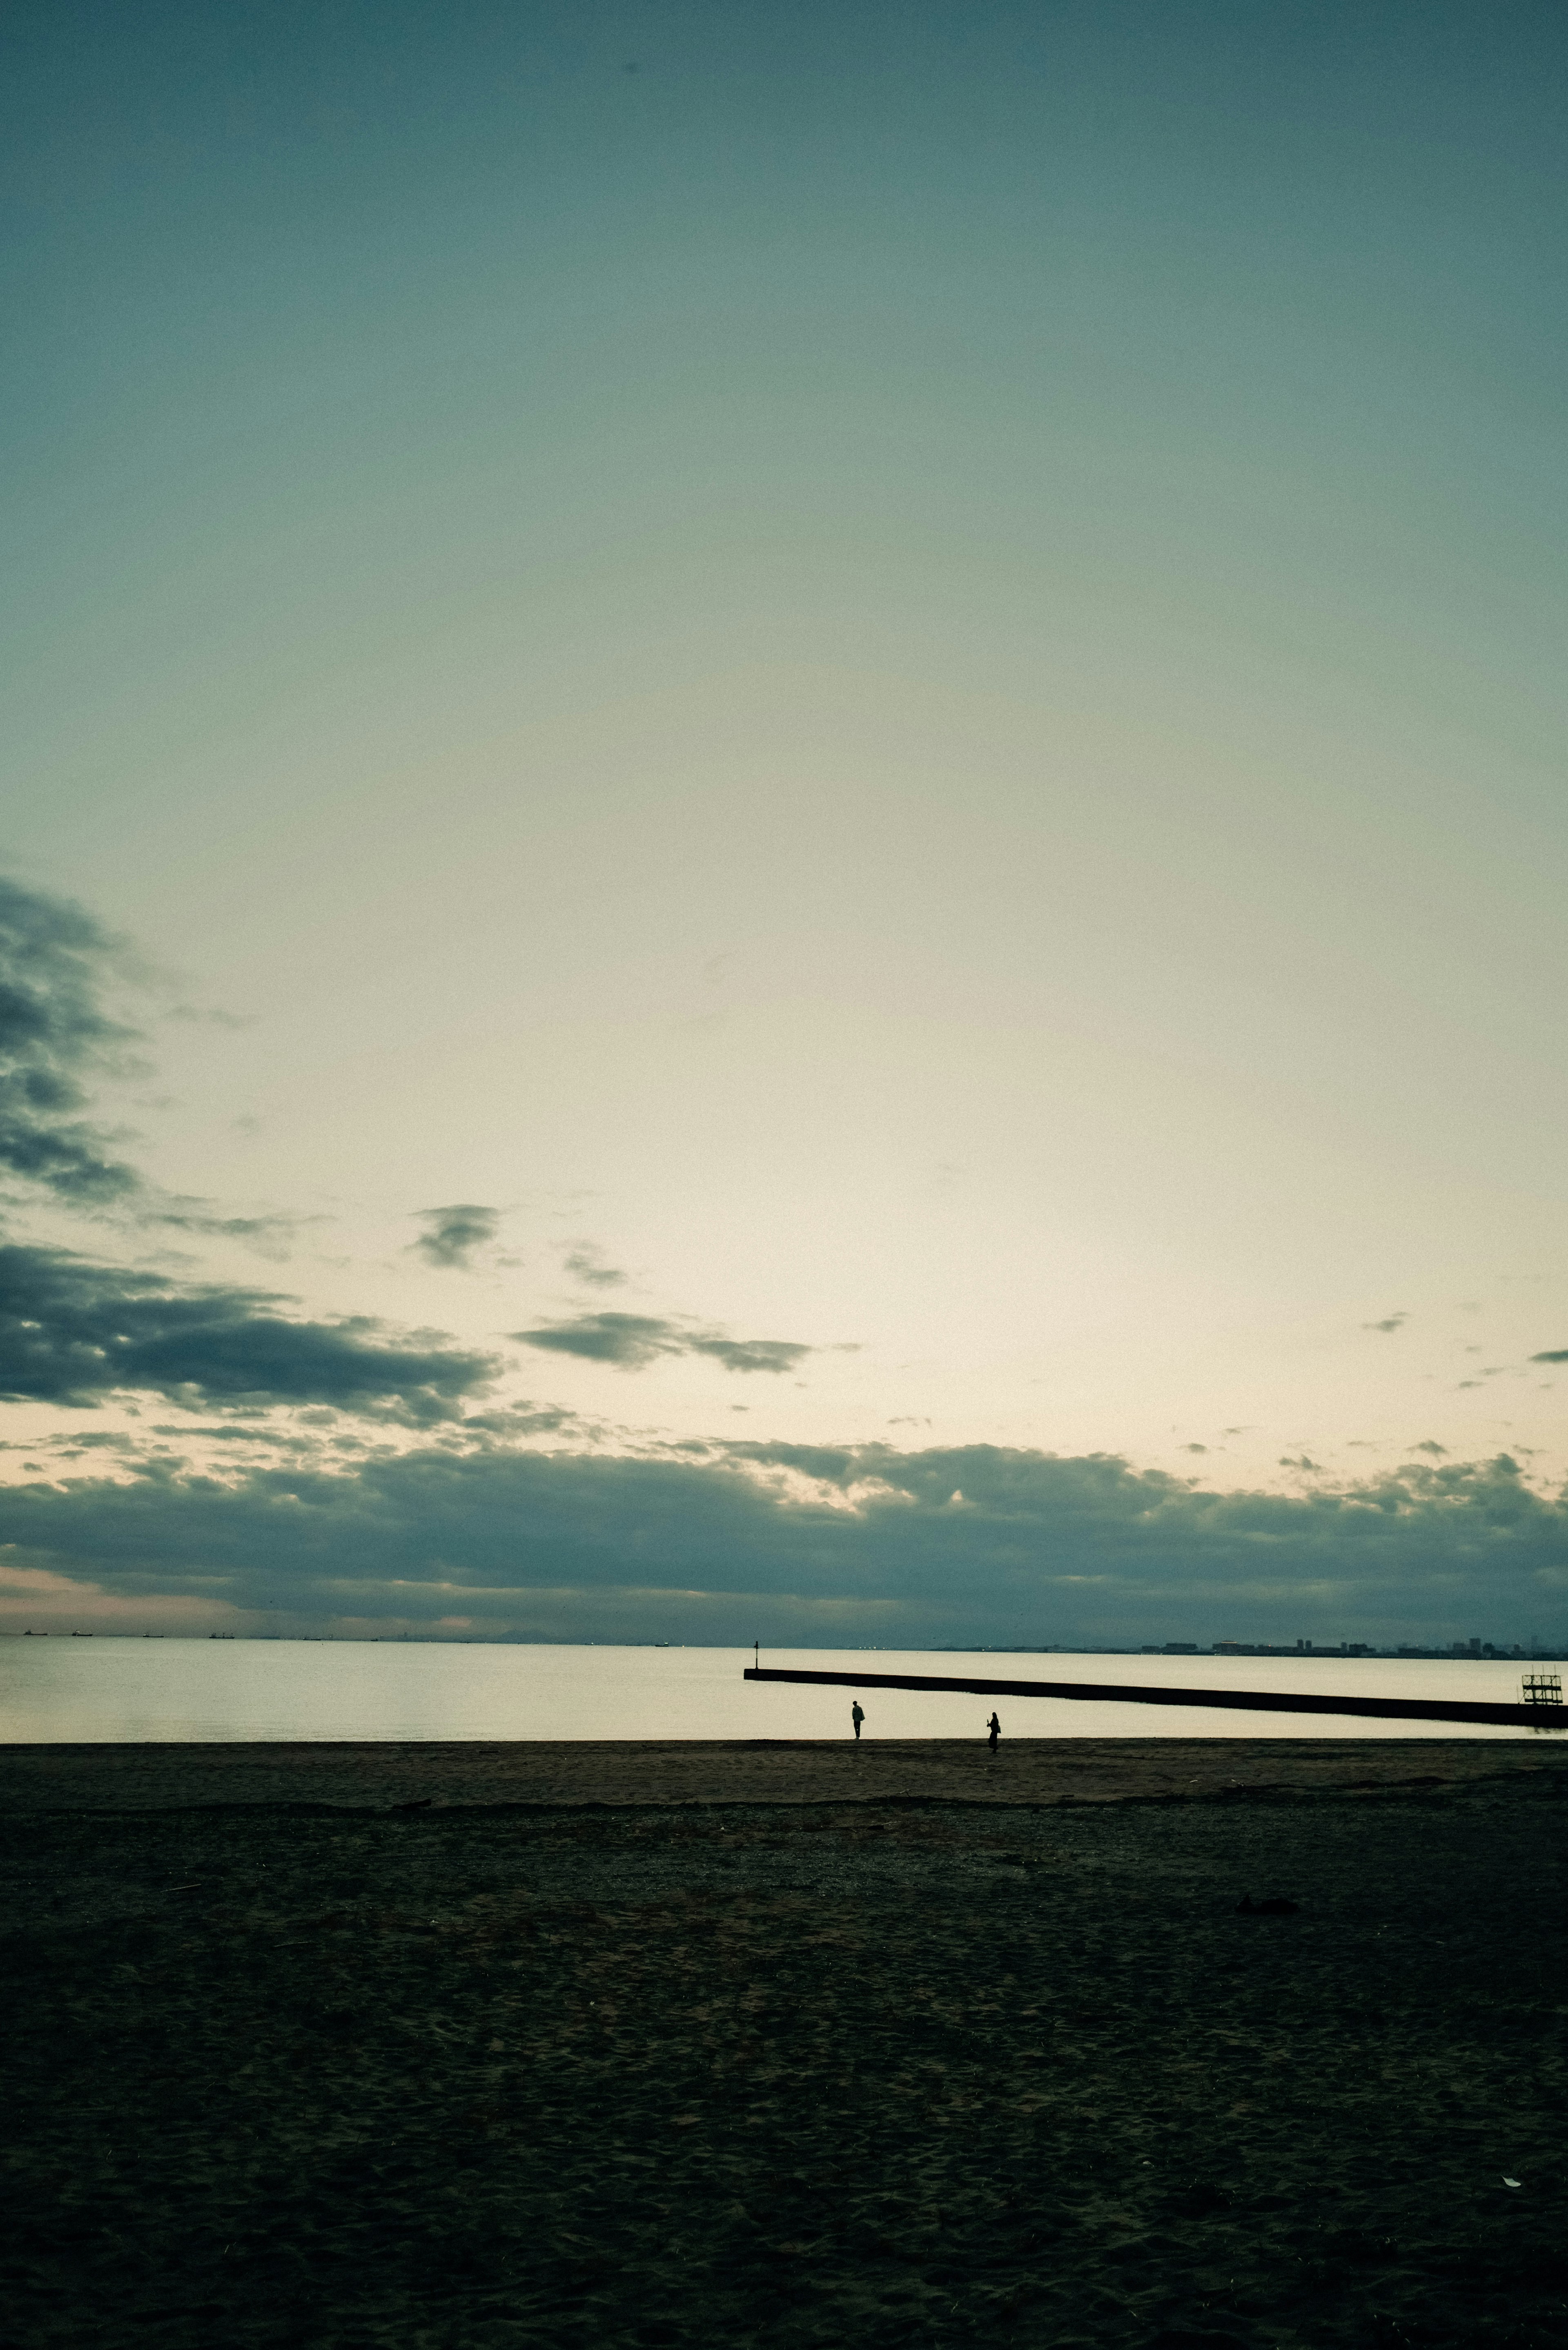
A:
[0, 1641, 1557, 1743]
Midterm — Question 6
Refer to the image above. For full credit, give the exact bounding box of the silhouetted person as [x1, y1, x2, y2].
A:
[851, 1701, 865, 1741]
[987, 1711, 1001, 1753]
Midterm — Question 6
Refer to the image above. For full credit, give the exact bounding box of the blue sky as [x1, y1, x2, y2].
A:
[2, 2, 1565, 1641]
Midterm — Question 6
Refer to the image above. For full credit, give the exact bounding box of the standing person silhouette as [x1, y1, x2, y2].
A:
[987, 1711, 1001, 1753]
[851, 1701, 865, 1741]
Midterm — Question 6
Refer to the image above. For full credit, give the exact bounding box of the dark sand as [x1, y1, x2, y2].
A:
[4, 1738, 1566, 2350]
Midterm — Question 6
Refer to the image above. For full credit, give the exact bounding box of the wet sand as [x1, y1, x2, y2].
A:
[5, 1738, 1567, 2348]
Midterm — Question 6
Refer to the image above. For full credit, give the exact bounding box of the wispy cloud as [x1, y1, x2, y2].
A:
[514, 1311, 813, 1375]
[564, 1245, 627, 1289]
[412, 1204, 500, 1269]
[694, 1337, 813, 1374]
[0, 877, 295, 1250]
[514, 1312, 678, 1368]
[1530, 1348, 1568, 1365]
[163, 1004, 254, 1030]
[147, 1202, 308, 1260]
[1363, 1313, 1408, 1334]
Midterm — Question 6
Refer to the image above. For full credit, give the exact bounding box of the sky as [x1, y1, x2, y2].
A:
[2, 0, 1565, 1646]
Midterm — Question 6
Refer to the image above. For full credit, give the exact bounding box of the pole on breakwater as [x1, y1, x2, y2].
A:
[742, 1664, 1559, 1730]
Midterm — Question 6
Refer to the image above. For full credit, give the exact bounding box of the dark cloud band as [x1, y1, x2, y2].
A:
[4, 1440, 1563, 1646]
[0, 1242, 495, 1417]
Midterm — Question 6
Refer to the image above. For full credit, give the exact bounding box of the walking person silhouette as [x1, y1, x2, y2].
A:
[987, 1711, 1001, 1753]
[851, 1701, 865, 1741]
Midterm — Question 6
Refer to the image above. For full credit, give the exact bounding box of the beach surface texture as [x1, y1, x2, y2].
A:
[5, 1736, 1566, 2350]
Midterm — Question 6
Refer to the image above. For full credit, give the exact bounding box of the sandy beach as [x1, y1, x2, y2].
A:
[5, 1737, 1566, 2349]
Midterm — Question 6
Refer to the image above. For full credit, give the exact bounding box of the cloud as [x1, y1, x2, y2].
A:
[514, 1312, 679, 1368]
[0, 1555, 237, 1632]
[0, 876, 297, 1250]
[1363, 1313, 1408, 1334]
[1410, 1440, 1448, 1457]
[163, 1004, 253, 1030]
[690, 1336, 812, 1374]
[514, 1312, 812, 1374]
[146, 1203, 308, 1260]
[412, 1204, 501, 1269]
[564, 1246, 627, 1289]
[0, 1241, 496, 1417]
[3, 1440, 1563, 1646]
[0, 875, 142, 1204]
[1530, 1349, 1568, 1365]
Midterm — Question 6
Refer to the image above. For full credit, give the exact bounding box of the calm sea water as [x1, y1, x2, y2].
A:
[0, 1641, 1555, 1743]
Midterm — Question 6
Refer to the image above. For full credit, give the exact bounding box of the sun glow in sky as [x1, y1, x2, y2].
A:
[2, 2, 1565, 1644]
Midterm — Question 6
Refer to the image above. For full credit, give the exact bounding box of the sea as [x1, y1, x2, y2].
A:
[0, 1640, 1558, 1743]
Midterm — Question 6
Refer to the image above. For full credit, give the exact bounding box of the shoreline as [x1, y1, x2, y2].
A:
[4, 1732, 1565, 1815]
